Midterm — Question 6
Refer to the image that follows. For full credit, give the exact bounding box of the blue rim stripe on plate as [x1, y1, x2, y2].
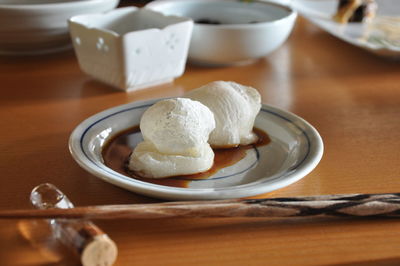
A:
[79, 103, 311, 184]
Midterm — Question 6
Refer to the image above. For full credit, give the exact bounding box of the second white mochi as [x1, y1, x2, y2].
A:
[185, 81, 261, 147]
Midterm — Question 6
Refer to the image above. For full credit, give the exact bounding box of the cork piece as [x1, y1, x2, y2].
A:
[81, 235, 118, 266]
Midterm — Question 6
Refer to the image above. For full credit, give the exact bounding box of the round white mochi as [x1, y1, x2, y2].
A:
[140, 98, 215, 157]
[185, 81, 261, 147]
[129, 98, 216, 178]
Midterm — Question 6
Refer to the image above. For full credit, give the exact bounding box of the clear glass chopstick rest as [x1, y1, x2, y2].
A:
[25, 183, 118, 266]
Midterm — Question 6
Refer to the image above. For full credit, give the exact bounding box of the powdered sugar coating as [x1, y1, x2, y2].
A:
[140, 98, 215, 156]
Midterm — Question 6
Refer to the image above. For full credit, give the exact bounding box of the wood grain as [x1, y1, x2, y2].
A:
[1, 14, 400, 265]
[2, 193, 400, 220]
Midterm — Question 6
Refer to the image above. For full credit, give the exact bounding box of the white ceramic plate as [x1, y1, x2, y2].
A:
[291, 0, 400, 58]
[69, 99, 323, 200]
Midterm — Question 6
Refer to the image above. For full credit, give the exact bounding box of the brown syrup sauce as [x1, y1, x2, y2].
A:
[102, 126, 270, 188]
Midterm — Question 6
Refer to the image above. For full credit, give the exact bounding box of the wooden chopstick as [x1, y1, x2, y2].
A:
[1, 193, 400, 220]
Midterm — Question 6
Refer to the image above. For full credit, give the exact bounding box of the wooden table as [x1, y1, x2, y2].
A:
[1, 17, 400, 266]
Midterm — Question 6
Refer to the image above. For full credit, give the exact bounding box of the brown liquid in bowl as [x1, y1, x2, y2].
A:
[102, 126, 270, 188]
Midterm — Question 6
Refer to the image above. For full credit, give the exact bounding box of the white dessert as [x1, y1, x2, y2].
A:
[185, 81, 261, 148]
[128, 98, 215, 178]
[129, 141, 214, 178]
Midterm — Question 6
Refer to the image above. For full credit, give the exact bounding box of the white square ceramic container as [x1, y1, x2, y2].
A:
[69, 7, 193, 91]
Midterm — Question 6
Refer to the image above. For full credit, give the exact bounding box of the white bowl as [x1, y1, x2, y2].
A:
[0, 0, 119, 55]
[146, 0, 297, 66]
[69, 7, 193, 91]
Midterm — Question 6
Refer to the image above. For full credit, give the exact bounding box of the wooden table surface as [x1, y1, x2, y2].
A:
[1, 16, 400, 266]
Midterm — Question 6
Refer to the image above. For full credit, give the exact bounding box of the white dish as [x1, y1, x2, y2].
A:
[146, 0, 297, 66]
[0, 0, 119, 55]
[291, 0, 400, 58]
[69, 7, 193, 91]
[69, 99, 323, 200]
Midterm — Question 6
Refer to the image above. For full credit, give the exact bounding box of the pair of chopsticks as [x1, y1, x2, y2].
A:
[1, 193, 399, 220]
